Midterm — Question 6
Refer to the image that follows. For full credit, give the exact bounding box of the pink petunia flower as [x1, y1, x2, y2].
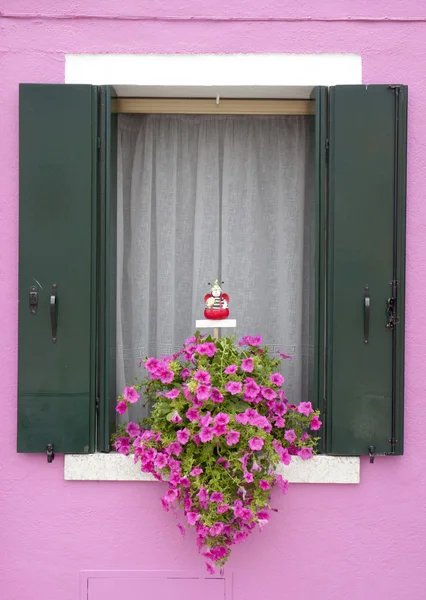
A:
[180, 368, 192, 381]
[211, 388, 224, 403]
[185, 336, 197, 346]
[270, 372, 285, 387]
[180, 476, 191, 488]
[276, 474, 289, 494]
[194, 370, 211, 385]
[197, 486, 209, 505]
[275, 417, 286, 428]
[190, 467, 203, 477]
[225, 381, 243, 395]
[243, 377, 260, 400]
[114, 437, 130, 454]
[199, 412, 213, 427]
[241, 358, 254, 373]
[177, 428, 190, 445]
[196, 384, 211, 401]
[277, 350, 293, 360]
[196, 342, 217, 357]
[259, 479, 270, 491]
[210, 522, 224, 537]
[224, 364, 238, 375]
[215, 412, 231, 426]
[126, 422, 141, 438]
[310, 415, 322, 430]
[168, 442, 183, 456]
[115, 400, 127, 415]
[145, 357, 161, 373]
[217, 504, 230, 514]
[279, 447, 292, 465]
[165, 388, 180, 399]
[273, 401, 288, 416]
[235, 412, 248, 426]
[164, 489, 178, 503]
[210, 492, 224, 503]
[187, 511, 200, 526]
[199, 427, 214, 443]
[226, 430, 240, 446]
[299, 447, 313, 460]
[248, 436, 264, 451]
[186, 407, 199, 422]
[170, 411, 182, 423]
[244, 472, 254, 483]
[261, 387, 277, 401]
[212, 423, 227, 437]
[300, 432, 309, 441]
[239, 335, 263, 347]
[159, 365, 175, 384]
[284, 429, 297, 443]
[123, 386, 140, 403]
[206, 563, 215, 575]
[297, 401, 314, 416]
[251, 457, 261, 472]
[154, 453, 168, 469]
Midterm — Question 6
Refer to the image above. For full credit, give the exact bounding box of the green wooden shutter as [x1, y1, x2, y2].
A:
[325, 85, 407, 457]
[18, 84, 98, 454]
[97, 86, 118, 452]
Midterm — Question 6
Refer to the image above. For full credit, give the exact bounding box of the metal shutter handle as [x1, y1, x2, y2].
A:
[364, 285, 370, 344]
[50, 284, 57, 343]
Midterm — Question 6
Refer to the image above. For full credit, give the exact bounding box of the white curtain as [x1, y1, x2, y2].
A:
[117, 114, 314, 421]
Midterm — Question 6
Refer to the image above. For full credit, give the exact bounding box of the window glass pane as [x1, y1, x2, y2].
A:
[116, 114, 314, 422]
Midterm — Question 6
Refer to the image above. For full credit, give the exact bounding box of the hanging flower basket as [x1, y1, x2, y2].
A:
[113, 333, 321, 573]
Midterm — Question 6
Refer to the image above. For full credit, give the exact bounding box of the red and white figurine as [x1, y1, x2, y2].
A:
[204, 280, 230, 320]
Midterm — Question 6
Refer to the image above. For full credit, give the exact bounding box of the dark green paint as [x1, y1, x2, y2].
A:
[18, 84, 98, 453]
[97, 87, 118, 452]
[326, 85, 407, 455]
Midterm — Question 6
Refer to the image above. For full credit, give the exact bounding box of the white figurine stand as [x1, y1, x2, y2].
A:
[195, 319, 237, 340]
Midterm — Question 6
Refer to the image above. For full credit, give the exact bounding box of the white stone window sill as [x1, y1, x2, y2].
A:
[64, 454, 360, 484]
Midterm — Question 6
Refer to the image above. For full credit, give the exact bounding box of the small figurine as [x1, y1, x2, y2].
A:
[204, 280, 230, 320]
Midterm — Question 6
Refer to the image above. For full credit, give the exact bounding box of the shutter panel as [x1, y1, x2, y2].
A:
[326, 85, 407, 456]
[97, 86, 118, 451]
[18, 84, 98, 454]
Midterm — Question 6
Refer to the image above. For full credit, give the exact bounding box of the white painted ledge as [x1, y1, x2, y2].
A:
[196, 319, 237, 328]
[64, 454, 360, 484]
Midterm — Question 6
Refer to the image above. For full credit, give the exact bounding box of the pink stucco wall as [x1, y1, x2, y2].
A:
[1, 2, 426, 599]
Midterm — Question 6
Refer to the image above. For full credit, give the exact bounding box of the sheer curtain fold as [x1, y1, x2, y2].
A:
[117, 114, 313, 421]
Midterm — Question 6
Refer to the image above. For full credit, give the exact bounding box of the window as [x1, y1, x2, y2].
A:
[17, 84, 407, 459]
[116, 108, 315, 424]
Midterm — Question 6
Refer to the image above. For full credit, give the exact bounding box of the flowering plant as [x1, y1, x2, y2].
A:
[113, 333, 321, 573]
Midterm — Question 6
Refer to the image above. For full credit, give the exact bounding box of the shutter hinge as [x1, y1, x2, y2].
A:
[95, 396, 100, 412]
[368, 445, 376, 464]
[386, 280, 400, 329]
[325, 137, 329, 162]
[97, 136, 101, 149]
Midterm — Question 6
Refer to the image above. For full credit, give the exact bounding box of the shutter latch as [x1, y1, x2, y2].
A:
[46, 444, 55, 463]
[368, 445, 376, 464]
[29, 286, 38, 315]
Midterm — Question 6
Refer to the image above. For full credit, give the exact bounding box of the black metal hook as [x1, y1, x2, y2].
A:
[368, 445, 376, 464]
[46, 444, 54, 463]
